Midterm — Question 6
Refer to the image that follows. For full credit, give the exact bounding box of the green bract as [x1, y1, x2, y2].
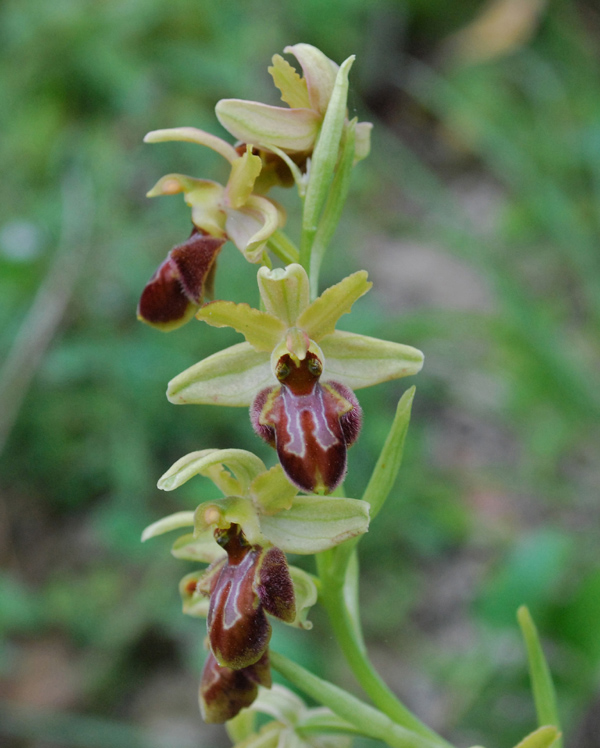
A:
[144, 128, 285, 262]
[167, 263, 424, 406]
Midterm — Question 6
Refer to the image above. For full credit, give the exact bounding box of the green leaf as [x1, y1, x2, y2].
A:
[302, 56, 354, 244]
[361, 387, 415, 521]
[512, 726, 561, 748]
[167, 342, 272, 407]
[141, 511, 195, 542]
[320, 332, 424, 390]
[518, 606, 562, 748]
[259, 496, 370, 554]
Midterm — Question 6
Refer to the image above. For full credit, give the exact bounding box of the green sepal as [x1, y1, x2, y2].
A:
[167, 342, 271, 407]
[259, 496, 369, 554]
[513, 726, 561, 748]
[141, 511, 195, 542]
[288, 566, 318, 630]
[250, 464, 298, 515]
[216, 99, 320, 153]
[171, 531, 226, 564]
[158, 448, 266, 494]
[518, 606, 562, 747]
[297, 271, 371, 342]
[179, 570, 211, 618]
[257, 264, 310, 327]
[234, 722, 281, 748]
[320, 331, 424, 390]
[196, 301, 285, 352]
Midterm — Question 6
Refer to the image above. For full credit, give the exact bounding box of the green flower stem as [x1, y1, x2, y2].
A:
[316, 553, 453, 748]
[270, 650, 446, 748]
[266, 229, 300, 264]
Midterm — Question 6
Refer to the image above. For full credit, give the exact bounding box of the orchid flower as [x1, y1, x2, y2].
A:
[166, 264, 424, 492]
[216, 44, 372, 165]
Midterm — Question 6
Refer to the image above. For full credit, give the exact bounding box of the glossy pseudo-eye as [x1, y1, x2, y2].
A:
[251, 351, 362, 493]
[202, 524, 295, 670]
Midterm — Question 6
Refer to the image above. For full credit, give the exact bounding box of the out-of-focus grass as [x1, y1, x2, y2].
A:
[1, 1, 600, 746]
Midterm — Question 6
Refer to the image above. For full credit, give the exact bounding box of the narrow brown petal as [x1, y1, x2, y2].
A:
[256, 547, 296, 623]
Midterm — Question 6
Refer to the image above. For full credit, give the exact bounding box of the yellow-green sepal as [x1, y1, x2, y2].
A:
[320, 331, 424, 390]
[216, 99, 320, 153]
[158, 448, 267, 495]
[258, 496, 370, 554]
[167, 342, 271, 407]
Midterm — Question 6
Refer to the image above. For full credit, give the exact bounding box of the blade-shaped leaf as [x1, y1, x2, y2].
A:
[259, 496, 369, 554]
[320, 331, 424, 390]
[362, 387, 415, 521]
[158, 448, 266, 494]
[167, 342, 272, 407]
[513, 726, 561, 748]
[518, 606, 562, 747]
[297, 272, 372, 342]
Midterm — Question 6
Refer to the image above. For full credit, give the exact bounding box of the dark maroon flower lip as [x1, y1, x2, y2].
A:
[199, 648, 271, 724]
[137, 230, 225, 331]
[205, 524, 295, 670]
[251, 352, 362, 494]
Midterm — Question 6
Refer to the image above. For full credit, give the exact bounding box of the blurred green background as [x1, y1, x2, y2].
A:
[1, 0, 600, 746]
